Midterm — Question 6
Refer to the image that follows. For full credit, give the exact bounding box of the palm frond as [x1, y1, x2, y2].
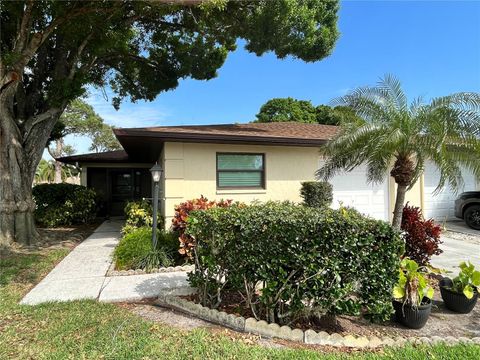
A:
[377, 74, 408, 111]
[323, 76, 479, 197]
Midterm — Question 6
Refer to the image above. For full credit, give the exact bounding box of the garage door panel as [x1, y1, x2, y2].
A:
[424, 162, 477, 220]
[320, 161, 389, 221]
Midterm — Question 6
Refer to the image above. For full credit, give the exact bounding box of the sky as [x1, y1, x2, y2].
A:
[62, 0, 480, 156]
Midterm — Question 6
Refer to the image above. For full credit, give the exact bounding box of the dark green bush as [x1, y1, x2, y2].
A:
[122, 200, 164, 235]
[186, 202, 403, 324]
[300, 181, 333, 208]
[114, 227, 179, 270]
[32, 183, 97, 227]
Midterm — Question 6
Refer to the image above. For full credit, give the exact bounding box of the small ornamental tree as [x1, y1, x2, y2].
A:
[401, 203, 442, 266]
[172, 196, 233, 257]
[300, 181, 333, 208]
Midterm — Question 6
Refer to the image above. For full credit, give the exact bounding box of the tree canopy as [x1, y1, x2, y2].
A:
[52, 98, 121, 153]
[255, 97, 358, 125]
[46, 98, 120, 183]
[0, 0, 340, 245]
[255, 97, 318, 123]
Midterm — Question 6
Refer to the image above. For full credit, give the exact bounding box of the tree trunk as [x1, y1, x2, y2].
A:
[54, 139, 63, 183]
[0, 94, 62, 246]
[54, 162, 62, 184]
[390, 155, 415, 230]
[0, 112, 39, 246]
[392, 183, 408, 230]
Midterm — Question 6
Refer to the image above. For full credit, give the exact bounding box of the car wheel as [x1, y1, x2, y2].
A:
[464, 205, 480, 230]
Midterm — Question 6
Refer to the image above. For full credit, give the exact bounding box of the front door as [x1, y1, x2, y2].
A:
[110, 170, 134, 216]
[87, 167, 152, 217]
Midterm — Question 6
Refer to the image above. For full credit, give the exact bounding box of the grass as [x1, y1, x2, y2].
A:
[1, 247, 479, 359]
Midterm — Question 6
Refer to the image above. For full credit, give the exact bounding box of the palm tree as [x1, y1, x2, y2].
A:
[317, 75, 480, 229]
[35, 159, 77, 184]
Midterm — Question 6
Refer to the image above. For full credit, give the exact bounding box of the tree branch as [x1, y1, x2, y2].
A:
[14, 0, 35, 54]
[23, 108, 62, 143]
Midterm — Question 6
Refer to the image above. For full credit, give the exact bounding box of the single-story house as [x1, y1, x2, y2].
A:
[58, 122, 479, 226]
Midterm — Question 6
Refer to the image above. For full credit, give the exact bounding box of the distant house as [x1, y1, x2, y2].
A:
[58, 122, 479, 226]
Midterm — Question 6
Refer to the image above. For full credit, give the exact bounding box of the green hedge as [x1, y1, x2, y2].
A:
[300, 181, 333, 208]
[186, 202, 403, 324]
[32, 183, 97, 227]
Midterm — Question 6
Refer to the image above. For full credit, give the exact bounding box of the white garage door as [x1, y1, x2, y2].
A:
[321, 163, 390, 221]
[424, 162, 478, 221]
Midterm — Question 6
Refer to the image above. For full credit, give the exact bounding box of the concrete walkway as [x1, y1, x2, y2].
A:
[21, 220, 191, 305]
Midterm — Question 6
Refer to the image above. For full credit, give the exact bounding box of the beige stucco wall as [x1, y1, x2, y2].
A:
[160, 141, 433, 226]
[77, 146, 431, 225]
[160, 142, 320, 225]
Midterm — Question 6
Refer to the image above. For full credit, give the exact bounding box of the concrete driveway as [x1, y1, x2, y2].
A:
[430, 221, 480, 275]
[444, 220, 480, 236]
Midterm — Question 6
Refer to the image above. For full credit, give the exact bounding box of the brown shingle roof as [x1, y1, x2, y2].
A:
[59, 123, 339, 164]
[114, 122, 338, 143]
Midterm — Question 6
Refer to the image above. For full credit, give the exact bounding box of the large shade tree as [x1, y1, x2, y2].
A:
[317, 75, 480, 229]
[0, 0, 339, 245]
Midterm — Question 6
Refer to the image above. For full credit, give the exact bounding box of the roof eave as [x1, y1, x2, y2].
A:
[116, 130, 329, 147]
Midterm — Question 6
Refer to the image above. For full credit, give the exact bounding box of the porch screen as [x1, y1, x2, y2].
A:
[216, 153, 265, 188]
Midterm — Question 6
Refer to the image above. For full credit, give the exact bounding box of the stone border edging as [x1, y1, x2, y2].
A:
[106, 264, 194, 277]
[155, 295, 480, 348]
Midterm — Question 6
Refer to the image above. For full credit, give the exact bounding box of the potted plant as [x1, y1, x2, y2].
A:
[392, 258, 434, 329]
[439, 261, 480, 314]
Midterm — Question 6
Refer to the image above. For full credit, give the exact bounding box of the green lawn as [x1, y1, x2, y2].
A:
[1, 247, 479, 360]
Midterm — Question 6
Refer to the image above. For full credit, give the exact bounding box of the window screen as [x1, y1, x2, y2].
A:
[217, 153, 265, 188]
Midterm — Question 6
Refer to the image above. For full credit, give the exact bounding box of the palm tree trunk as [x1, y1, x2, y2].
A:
[392, 183, 408, 229]
[54, 139, 63, 183]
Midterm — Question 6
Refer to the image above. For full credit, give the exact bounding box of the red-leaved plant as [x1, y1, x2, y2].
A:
[172, 196, 234, 257]
[401, 203, 442, 266]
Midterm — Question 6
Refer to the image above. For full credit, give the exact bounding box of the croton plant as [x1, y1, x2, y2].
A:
[172, 196, 234, 257]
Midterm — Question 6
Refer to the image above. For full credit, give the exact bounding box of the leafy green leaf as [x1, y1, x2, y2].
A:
[463, 285, 474, 299]
[393, 286, 405, 299]
[471, 271, 480, 287]
[425, 287, 434, 299]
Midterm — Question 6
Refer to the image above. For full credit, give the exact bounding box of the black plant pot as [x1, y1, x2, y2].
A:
[393, 298, 431, 329]
[439, 278, 479, 314]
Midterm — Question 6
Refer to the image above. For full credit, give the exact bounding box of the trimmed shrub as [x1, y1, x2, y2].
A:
[186, 202, 403, 324]
[172, 196, 234, 257]
[122, 200, 163, 235]
[114, 227, 176, 270]
[33, 183, 97, 227]
[401, 203, 442, 266]
[300, 181, 333, 208]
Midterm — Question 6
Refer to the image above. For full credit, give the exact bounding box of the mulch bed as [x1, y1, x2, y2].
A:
[180, 286, 480, 339]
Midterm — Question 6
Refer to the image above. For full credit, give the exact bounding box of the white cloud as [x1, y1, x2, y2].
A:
[84, 88, 170, 128]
